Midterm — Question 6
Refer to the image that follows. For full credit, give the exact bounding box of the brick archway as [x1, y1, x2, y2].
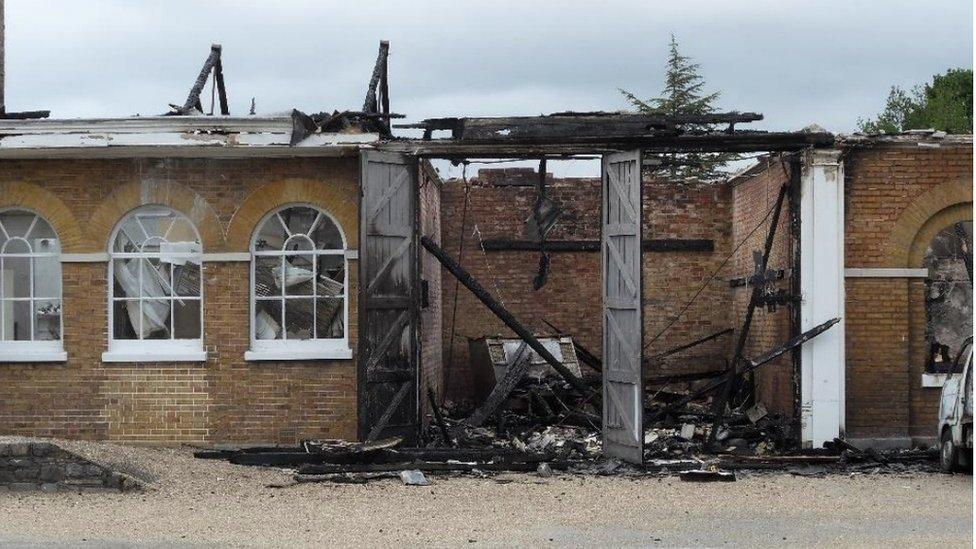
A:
[226, 178, 360, 252]
[884, 179, 973, 268]
[0, 182, 86, 252]
[88, 181, 226, 252]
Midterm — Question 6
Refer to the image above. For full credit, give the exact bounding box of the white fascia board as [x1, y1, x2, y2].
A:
[0, 116, 379, 158]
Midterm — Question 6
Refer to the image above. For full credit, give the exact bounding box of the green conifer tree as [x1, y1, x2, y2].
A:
[620, 34, 737, 181]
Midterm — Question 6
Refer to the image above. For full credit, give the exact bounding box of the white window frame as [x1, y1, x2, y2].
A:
[102, 206, 205, 363]
[245, 204, 351, 361]
[0, 208, 66, 362]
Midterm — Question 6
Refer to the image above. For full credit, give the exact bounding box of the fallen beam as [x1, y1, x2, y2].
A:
[297, 459, 568, 476]
[461, 342, 533, 429]
[421, 235, 593, 396]
[645, 327, 734, 363]
[644, 317, 840, 424]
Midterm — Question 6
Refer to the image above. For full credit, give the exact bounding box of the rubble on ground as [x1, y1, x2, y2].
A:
[195, 350, 942, 482]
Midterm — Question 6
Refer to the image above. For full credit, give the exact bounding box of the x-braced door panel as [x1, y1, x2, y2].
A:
[358, 150, 421, 443]
[601, 150, 644, 464]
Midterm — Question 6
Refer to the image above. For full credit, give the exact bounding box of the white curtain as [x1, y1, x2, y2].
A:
[116, 259, 171, 338]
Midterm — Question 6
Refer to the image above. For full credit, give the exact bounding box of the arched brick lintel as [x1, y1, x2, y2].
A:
[883, 179, 973, 268]
[226, 178, 360, 252]
[0, 182, 86, 252]
[88, 181, 227, 252]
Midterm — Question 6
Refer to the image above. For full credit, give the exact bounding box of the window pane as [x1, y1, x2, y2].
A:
[285, 255, 314, 296]
[138, 210, 172, 240]
[3, 254, 30, 298]
[34, 299, 61, 341]
[143, 259, 172, 298]
[316, 298, 344, 339]
[255, 300, 283, 340]
[33, 255, 61, 299]
[254, 256, 282, 298]
[316, 255, 345, 296]
[113, 259, 135, 298]
[29, 217, 57, 241]
[285, 235, 314, 252]
[10, 300, 31, 340]
[173, 298, 201, 339]
[281, 206, 318, 236]
[312, 216, 343, 249]
[114, 216, 145, 253]
[0, 211, 35, 238]
[255, 215, 288, 251]
[285, 298, 313, 340]
[113, 300, 139, 340]
[173, 263, 201, 297]
[142, 299, 172, 339]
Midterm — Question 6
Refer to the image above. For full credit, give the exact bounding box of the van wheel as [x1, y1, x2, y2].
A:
[940, 429, 959, 473]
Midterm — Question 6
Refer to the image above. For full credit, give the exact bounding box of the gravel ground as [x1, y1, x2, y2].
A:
[0, 439, 971, 548]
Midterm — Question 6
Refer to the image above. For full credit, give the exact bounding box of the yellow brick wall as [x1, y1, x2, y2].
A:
[0, 157, 361, 444]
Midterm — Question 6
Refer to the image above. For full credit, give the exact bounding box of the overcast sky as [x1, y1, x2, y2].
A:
[4, 1, 972, 176]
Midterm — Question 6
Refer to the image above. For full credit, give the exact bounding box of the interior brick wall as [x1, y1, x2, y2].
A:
[439, 168, 733, 402]
[0, 157, 364, 444]
[419, 163, 444, 413]
[728, 158, 795, 418]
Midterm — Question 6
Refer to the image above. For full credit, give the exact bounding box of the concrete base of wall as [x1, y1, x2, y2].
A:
[846, 436, 938, 450]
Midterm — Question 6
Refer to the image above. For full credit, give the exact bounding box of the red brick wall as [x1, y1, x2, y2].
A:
[843, 143, 973, 439]
[728, 158, 795, 417]
[439, 169, 733, 401]
[0, 157, 362, 444]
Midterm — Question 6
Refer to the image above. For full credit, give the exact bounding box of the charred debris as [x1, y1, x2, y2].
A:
[184, 41, 933, 482]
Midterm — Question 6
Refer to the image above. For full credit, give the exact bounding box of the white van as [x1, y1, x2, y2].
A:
[938, 336, 973, 473]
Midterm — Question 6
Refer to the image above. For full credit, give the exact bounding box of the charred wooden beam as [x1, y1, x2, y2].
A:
[180, 44, 222, 115]
[379, 130, 835, 157]
[297, 459, 568, 476]
[729, 269, 785, 288]
[396, 112, 764, 140]
[645, 317, 839, 425]
[644, 327, 734, 363]
[421, 235, 593, 396]
[478, 238, 714, 253]
[426, 386, 454, 446]
[705, 183, 790, 448]
[363, 41, 390, 115]
[459, 342, 533, 430]
[213, 51, 229, 115]
[0, 110, 49, 119]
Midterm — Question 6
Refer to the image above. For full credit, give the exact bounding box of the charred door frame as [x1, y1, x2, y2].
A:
[357, 150, 422, 443]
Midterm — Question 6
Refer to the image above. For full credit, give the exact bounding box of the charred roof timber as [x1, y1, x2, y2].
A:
[169, 44, 229, 116]
[390, 112, 834, 157]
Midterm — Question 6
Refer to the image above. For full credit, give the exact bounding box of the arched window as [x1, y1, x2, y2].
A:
[0, 209, 65, 361]
[247, 205, 350, 360]
[105, 205, 204, 362]
[924, 220, 973, 373]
